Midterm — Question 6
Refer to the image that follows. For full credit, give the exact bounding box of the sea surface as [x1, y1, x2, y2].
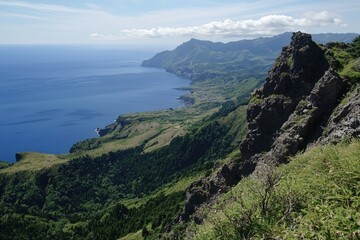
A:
[0, 45, 189, 162]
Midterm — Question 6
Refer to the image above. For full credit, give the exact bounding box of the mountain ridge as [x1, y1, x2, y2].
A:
[0, 32, 359, 239]
[142, 32, 359, 77]
[164, 32, 360, 238]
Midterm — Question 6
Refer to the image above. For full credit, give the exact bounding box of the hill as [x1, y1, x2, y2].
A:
[141, 32, 358, 105]
[0, 32, 359, 239]
[142, 32, 358, 81]
[161, 31, 360, 239]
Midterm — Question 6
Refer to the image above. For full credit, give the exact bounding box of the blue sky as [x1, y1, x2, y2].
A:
[0, 0, 359, 47]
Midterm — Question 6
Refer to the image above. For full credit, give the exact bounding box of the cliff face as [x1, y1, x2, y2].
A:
[176, 32, 360, 226]
[240, 32, 330, 161]
[239, 32, 354, 164]
[318, 85, 360, 143]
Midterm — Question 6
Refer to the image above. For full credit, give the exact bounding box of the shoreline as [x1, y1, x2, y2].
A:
[0, 61, 192, 164]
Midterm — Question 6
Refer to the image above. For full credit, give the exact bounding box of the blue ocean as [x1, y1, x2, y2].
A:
[0, 45, 189, 162]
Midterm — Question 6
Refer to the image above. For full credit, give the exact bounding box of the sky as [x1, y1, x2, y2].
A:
[0, 0, 359, 48]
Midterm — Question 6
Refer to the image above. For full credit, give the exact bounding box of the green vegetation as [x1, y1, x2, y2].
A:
[248, 94, 263, 105]
[0, 101, 248, 239]
[1, 34, 359, 240]
[326, 37, 360, 84]
[0, 152, 69, 174]
[0, 161, 9, 170]
[187, 140, 360, 239]
[142, 37, 277, 103]
[286, 56, 293, 67]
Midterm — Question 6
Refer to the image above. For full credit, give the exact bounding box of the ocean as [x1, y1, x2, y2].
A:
[0, 45, 189, 162]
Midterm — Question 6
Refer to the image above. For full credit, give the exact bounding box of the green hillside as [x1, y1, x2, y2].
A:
[185, 140, 360, 239]
[0, 32, 359, 240]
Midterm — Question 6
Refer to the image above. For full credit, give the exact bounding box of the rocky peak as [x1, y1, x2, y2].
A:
[170, 32, 359, 229]
[290, 31, 313, 49]
[240, 32, 330, 160]
[262, 32, 328, 100]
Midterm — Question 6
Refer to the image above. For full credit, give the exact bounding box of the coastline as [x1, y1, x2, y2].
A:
[0, 47, 191, 163]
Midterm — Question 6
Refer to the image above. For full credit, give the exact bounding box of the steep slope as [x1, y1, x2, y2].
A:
[168, 32, 360, 238]
[0, 100, 248, 239]
[240, 32, 359, 166]
[0, 32, 359, 240]
[188, 140, 360, 239]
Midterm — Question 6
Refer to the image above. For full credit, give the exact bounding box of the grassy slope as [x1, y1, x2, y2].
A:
[2, 35, 357, 239]
[0, 153, 68, 174]
[0, 102, 220, 174]
[0, 101, 248, 239]
[0, 35, 277, 173]
[188, 140, 360, 239]
[183, 37, 360, 240]
[0, 73, 253, 174]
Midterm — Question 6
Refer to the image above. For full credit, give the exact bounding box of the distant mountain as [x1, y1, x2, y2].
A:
[142, 32, 359, 82]
[312, 32, 359, 43]
[166, 32, 360, 238]
[0, 32, 359, 240]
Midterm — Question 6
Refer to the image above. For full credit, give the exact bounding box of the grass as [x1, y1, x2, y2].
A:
[326, 43, 360, 84]
[0, 161, 9, 169]
[0, 152, 69, 174]
[0, 48, 261, 175]
[219, 105, 247, 147]
[341, 58, 360, 82]
[188, 140, 360, 239]
[119, 229, 143, 240]
[144, 125, 186, 152]
[0, 102, 218, 175]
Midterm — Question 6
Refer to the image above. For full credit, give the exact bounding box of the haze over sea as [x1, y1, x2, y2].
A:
[0, 45, 189, 163]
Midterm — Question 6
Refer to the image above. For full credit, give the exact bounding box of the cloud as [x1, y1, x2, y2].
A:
[89, 33, 124, 41]
[0, 12, 46, 20]
[92, 11, 343, 39]
[0, 0, 77, 13]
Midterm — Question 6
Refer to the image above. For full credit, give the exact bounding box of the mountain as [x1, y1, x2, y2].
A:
[165, 32, 360, 239]
[0, 32, 359, 239]
[142, 32, 358, 81]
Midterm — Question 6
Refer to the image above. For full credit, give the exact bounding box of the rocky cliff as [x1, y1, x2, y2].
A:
[174, 32, 360, 227]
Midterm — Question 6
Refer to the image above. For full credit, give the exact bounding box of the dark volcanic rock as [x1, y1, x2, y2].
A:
[15, 153, 22, 162]
[241, 95, 295, 160]
[240, 32, 329, 161]
[319, 85, 360, 143]
[177, 162, 242, 223]
[267, 70, 347, 163]
[171, 32, 359, 230]
[262, 32, 329, 99]
[96, 115, 131, 137]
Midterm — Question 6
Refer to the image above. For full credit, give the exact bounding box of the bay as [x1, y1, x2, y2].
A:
[0, 45, 189, 162]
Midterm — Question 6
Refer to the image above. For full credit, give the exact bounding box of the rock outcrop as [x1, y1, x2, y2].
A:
[175, 162, 242, 224]
[240, 32, 329, 160]
[174, 32, 359, 228]
[318, 85, 360, 143]
[264, 70, 347, 163]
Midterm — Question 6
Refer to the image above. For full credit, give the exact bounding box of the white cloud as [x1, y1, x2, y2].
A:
[89, 33, 124, 40]
[91, 11, 343, 39]
[0, 0, 354, 44]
